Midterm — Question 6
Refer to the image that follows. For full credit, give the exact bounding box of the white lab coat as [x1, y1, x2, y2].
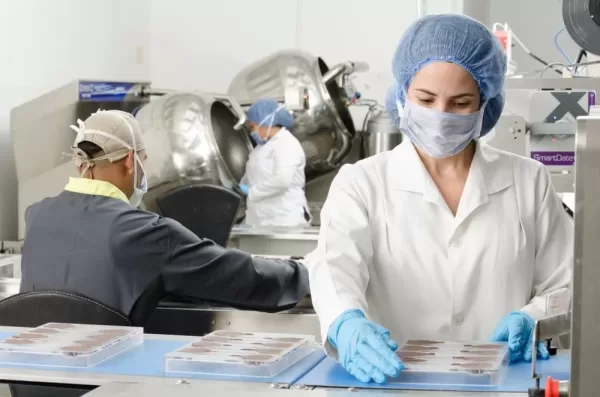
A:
[242, 128, 310, 227]
[306, 140, 573, 347]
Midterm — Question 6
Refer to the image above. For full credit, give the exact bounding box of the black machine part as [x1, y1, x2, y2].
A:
[563, 0, 600, 55]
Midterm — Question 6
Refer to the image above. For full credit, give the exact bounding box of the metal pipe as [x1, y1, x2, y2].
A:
[322, 62, 354, 85]
[417, 0, 427, 18]
[322, 61, 370, 85]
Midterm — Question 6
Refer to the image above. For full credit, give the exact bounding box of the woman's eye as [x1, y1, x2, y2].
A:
[454, 102, 470, 108]
[418, 98, 434, 104]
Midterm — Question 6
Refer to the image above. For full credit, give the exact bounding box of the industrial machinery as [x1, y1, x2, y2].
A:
[563, 0, 600, 56]
[136, 50, 378, 217]
[486, 77, 600, 194]
[228, 50, 384, 204]
[361, 107, 402, 159]
[134, 91, 252, 213]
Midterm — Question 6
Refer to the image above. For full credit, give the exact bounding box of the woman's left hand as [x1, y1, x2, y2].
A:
[490, 312, 550, 363]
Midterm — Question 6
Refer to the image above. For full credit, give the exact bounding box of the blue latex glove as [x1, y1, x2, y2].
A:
[239, 184, 249, 196]
[328, 309, 404, 383]
[490, 312, 550, 363]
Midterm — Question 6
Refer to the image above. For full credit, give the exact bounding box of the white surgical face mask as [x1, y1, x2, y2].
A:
[129, 161, 147, 207]
[398, 99, 487, 158]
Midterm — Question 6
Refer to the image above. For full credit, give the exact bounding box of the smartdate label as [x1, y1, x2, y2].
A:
[531, 151, 575, 166]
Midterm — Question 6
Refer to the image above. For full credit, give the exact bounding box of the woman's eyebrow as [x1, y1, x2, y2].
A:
[414, 88, 475, 99]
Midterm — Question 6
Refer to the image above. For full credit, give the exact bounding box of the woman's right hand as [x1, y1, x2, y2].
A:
[238, 184, 249, 196]
[328, 310, 404, 383]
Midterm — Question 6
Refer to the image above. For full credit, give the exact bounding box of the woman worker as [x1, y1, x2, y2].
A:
[306, 14, 573, 383]
[239, 98, 311, 227]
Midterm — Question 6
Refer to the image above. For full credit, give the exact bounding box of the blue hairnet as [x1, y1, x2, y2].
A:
[391, 14, 507, 136]
[385, 86, 400, 126]
[247, 99, 294, 130]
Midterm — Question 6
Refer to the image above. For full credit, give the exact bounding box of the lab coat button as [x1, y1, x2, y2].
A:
[453, 313, 464, 325]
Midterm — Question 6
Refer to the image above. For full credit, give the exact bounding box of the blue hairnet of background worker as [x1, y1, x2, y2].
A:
[238, 98, 312, 228]
[305, 14, 573, 384]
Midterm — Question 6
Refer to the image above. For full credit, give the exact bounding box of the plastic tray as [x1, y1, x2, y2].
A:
[393, 340, 510, 386]
[0, 323, 143, 368]
[164, 331, 317, 378]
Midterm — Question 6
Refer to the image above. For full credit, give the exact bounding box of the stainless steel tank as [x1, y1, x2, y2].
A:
[135, 92, 252, 211]
[361, 109, 403, 158]
[228, 49, 367, 180]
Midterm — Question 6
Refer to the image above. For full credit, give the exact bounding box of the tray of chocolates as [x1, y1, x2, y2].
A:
[393, 340, 510, 386]
[164, 331, 317, 378]
[0, 323, 143, 368]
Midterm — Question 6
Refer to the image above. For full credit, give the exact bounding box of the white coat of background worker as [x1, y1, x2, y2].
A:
[306, 14, 573, 384]
[239, 98, 311, 227]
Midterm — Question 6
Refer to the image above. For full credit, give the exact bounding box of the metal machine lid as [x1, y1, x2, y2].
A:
[210, 101, 251, 182]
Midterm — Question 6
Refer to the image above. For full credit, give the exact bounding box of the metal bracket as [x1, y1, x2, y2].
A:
[531, 312, 572, 386]
[292, 385, 315, 390]
[269, 383, 291, 389]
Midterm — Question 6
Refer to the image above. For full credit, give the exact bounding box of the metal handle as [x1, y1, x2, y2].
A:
[211, 94, 247, 130]
[322, 61, 370, 84]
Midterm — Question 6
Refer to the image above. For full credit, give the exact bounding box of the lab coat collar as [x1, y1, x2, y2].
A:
[390, 140, 514, 216]
[266, 127, 289, 144]
[65, 178, 129, 203]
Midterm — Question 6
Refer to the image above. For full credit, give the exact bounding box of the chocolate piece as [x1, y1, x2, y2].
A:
[61, 345, 93, 354]
[402, 357, 428, 363]
[15, 333, 48, 340]
[405, 340, 445, 345]
[3, 339, 34, 345]
[32, 329, 60, 335]
[44, 323, 76, 329]
[401, 345, 438, 352]
[463, 344, 503, 350]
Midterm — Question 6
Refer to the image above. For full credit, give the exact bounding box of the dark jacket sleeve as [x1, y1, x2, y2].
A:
[112, 208, 310, 312]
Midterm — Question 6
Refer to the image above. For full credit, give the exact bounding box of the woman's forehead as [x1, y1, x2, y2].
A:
[410, 62, 479, 96]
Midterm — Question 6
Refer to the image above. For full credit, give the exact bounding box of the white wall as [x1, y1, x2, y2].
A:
[149, 0, 463, 110]
[463, 0, 579, 75]
[0, 0, 150, 240]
